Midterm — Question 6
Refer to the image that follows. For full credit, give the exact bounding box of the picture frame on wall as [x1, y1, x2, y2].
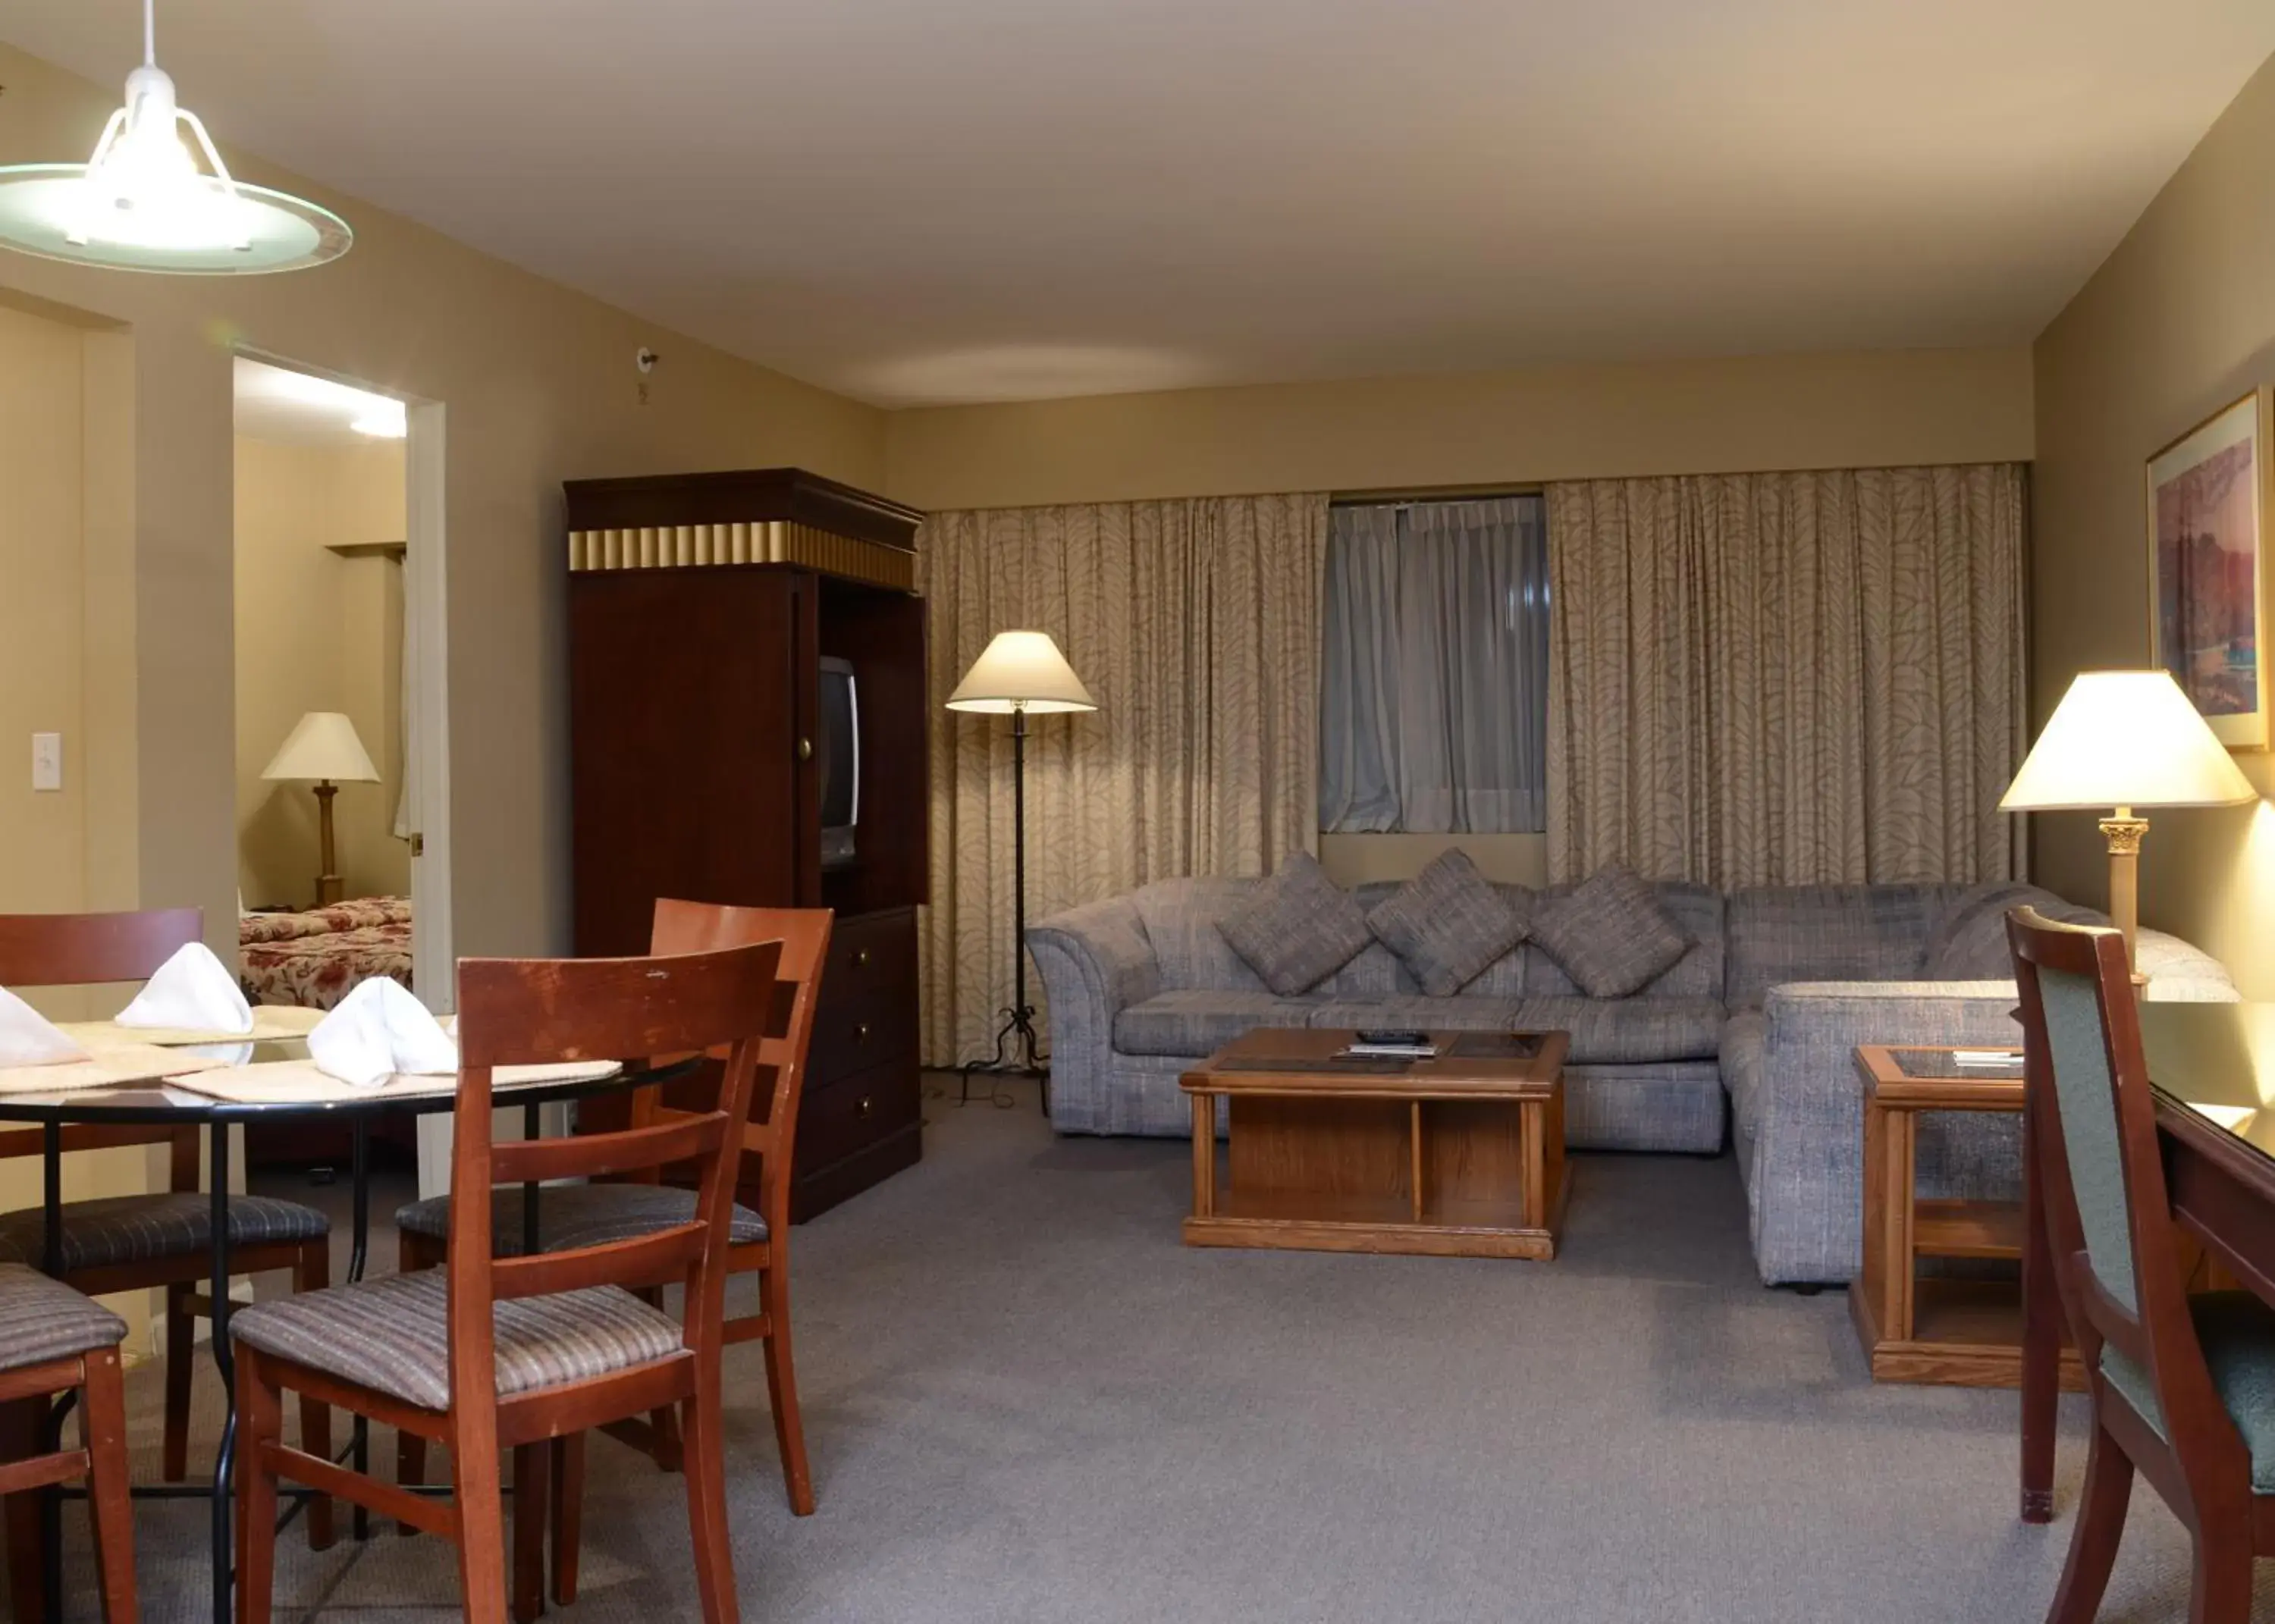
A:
[2148, 390, 2268, 750]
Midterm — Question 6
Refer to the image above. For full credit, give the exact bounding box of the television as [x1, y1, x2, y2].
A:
[817, 657, 860, 869]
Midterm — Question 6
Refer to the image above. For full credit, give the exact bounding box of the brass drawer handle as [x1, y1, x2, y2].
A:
[854, 1096, 873, 1120]
[797, 738, 814, 762]
[853, 948, 871, 968]
[855, 1021, 872, 1043]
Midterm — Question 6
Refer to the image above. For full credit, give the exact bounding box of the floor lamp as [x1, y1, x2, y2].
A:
[946, 631, 1097, 1105]
[2000, 669, 2255, 978]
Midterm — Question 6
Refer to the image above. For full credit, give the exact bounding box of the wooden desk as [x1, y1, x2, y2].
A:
[2020, 1002, 2275, 1522]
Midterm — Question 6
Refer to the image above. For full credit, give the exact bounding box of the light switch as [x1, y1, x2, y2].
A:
[30, 732, 61, 792]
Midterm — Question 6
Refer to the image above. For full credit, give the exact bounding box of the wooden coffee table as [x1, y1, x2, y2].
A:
[1179, 1027, 1571, 1259]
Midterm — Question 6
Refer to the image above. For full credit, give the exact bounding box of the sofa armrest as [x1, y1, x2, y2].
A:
[1027, 897, 1162, 1133]
[1743, 980, 2026, 1286]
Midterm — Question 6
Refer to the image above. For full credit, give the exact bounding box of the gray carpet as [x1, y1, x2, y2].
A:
[23, 1079, 2275, 1621]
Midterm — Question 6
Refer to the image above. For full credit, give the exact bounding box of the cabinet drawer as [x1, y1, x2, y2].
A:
[810, 910, 918, 1083]
[794, 1057, 919, 1177]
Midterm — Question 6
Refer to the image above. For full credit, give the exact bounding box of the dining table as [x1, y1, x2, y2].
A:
[2020, 999, 2275, 1522]
[0, 1027, 659, 1624]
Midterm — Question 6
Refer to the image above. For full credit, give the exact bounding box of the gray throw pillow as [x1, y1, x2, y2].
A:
[1218, 853, 1374, 995]
[1365, 850, 1529, 996]
[1922, 883, 2104, 980]
[1529, 865, 1690, 998]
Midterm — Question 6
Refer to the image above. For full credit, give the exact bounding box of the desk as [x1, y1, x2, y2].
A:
[2019, 1002, 2275, 1522]
[0, 1039, 639, 1624]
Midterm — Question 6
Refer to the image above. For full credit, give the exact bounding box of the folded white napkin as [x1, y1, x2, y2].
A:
[116, 942, 254, 1036]
[306, 977, 458, 1087]
[0, 985, 89, 1068]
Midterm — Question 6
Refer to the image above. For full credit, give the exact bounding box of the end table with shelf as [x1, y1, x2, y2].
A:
[1850, 1044, 2085, 1391]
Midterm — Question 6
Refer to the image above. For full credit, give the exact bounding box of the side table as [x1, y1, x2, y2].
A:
[1850, 1044, 2084, 1390]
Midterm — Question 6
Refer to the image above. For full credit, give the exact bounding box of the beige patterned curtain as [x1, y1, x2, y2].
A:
[1545, 464, 2027, 888]
[921, 495, 1329, 1064]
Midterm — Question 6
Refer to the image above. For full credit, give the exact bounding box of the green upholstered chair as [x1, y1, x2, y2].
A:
[2008, 905, 2275, 1624]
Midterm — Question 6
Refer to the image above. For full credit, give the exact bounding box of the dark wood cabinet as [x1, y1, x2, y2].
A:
[564, 469, 928, 1220]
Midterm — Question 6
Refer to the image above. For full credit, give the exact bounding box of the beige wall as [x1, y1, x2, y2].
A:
[234, 435, 410, 907]
[0, 40, 888, 970]
[2032, 54, 2275, 996]
[1318, 833, 1547, 889]
[883, 346, 2035, 513]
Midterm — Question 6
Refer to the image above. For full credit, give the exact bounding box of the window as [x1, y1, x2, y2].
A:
[1319, 494, 1550, 833]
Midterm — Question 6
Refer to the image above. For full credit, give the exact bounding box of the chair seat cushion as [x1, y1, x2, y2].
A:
[2102, 1291, 2275, 1493]
[0, 1193, 330, 1273]
[393, 1185, 767, 1256]
[229, 1267, 683, 1412]
[0, 1262, 127, 1374]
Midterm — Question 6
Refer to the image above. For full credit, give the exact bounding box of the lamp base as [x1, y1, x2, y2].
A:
[956, 1002, 1050, 1112]
[2100, 810, 2148, 985]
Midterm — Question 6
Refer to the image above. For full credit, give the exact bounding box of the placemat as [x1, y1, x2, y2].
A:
[58, 1006, 324, 1048]
[0, 1042, 231, 1096]
[159, 1058, 620, 1105]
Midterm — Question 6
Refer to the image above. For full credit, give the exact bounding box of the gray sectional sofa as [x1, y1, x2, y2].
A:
[1028, 875, 2236, 1285]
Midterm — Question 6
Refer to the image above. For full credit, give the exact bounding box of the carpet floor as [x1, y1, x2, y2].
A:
[22, 1077, 2275, 1621]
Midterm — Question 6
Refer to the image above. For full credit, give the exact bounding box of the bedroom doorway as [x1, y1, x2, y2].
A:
[230, 356, 453, 1173]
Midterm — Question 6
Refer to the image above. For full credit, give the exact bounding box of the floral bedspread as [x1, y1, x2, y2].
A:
[240, 899, 413, 1009]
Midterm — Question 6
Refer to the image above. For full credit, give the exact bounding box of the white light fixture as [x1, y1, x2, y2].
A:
[945, 631, 1098, 715]
[351, 403, 407, 439]
[0, 0, 351, 275]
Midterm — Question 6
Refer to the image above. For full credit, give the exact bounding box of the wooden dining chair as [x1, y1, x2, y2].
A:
[396, 901, 830, 1543]
[0, 1263, 137, 1623]
[2008, 905, 2275, 1624]
[229, 940, 783, 1624]
[0, 908, 335, 1575]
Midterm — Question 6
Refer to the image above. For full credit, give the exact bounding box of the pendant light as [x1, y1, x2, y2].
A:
[0, 0, 350, 274]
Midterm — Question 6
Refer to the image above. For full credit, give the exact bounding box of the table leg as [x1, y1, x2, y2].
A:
[1190, 1093, 1215, 1219]
[39, 1124, 62, 1624]
[522, 1103, 542, 1258]
[209, 1124, 235, 1624]
[350, 1120, 372, 1541]
[2020, 1089, 2059, 1524]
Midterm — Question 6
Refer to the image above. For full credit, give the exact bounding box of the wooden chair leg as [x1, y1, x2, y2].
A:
[2, 1397, 48, 1624]
[549, 1434, 583, 1607]
[2189, 1517, 2255, 1624]
[295, 1241, 336, 1550]
[452, 1430, 511, 1624]
[234, 1349, 283, 1624]
[510, 1443, 548, 1624]
[394, 1232, 431, 1536]
[79, 1350, 138, 1624]
[760, 1265, 815, 1516]
[162, 1282, 194, 1481]
[2046, 1422, 2133, 1624]
[682, 1369, 739, 1624]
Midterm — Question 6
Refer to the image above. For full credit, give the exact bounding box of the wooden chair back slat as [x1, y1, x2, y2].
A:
[491, 1115, 723, 1187]
[444, 941, 781, 1419]
[0, 911, 208, 1175]
[2007, 904, 2248, 1484]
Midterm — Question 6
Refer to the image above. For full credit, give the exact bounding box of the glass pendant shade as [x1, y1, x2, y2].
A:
[0, 7, 350, 275]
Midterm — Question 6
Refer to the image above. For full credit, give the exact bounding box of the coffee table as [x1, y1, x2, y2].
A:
[1178, 1027, 1571, 1259]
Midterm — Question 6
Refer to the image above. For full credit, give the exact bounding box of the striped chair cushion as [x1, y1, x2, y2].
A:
[229, 1268, 683, 1412]
[0, 1193, 330, 1273]
[394, 1185, 767, 1257]
[0, 1262, 127, 1373]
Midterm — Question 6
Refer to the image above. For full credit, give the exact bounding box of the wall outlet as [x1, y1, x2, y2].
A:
[30, 732, 60, 792]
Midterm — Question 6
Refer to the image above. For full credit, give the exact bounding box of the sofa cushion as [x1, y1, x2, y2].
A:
[1528, 866, 1691, 998]
[1724, 885, 1963, 1008]
[1364, 851, 1529, 996]
[1112, 991, 1319, 1058]
[1132, 878, 1269, 991]
[1509, 997, 1726, 1065]
[1219, 854, 1375, 995]
[1922, 883, 2104, 980]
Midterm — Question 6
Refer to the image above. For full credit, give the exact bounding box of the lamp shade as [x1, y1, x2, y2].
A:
[2000, 671, 2256, 811]
[945, 631, 1097, 715]
[262, 711, 380, 783]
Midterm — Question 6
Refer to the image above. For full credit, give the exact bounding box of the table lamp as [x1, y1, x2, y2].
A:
[262, 710, 381, 907]
[946, 631, 1097, 1096]
[1999, 670, 2255, 973]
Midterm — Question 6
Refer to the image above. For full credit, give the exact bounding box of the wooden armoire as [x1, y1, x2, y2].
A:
[563, 469, 927, 1220]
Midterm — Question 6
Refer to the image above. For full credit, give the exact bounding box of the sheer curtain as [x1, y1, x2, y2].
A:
[1319, 495, 1550, 833]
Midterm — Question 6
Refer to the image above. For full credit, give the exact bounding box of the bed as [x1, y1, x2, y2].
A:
[239, 896, 413, 1010]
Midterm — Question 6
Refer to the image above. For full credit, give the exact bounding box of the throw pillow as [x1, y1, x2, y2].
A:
[1922, 883, 2104, 980]
[1218, 853, 1375, 996]
[1528, 864, 1690, 998]
[1365, 850, 1528, 996]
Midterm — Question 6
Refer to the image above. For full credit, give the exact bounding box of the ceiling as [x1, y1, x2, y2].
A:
[11, 2, 2275, 407]
[234, 357, 405, 446]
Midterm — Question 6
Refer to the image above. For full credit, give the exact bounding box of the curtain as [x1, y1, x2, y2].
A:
[1320, 495, 1549, 832]
[921, 494, 1329, 1064]
[1545, 464, 2027, 888]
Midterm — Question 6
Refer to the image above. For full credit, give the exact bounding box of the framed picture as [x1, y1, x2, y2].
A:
[2148, 391, 2268, 749]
